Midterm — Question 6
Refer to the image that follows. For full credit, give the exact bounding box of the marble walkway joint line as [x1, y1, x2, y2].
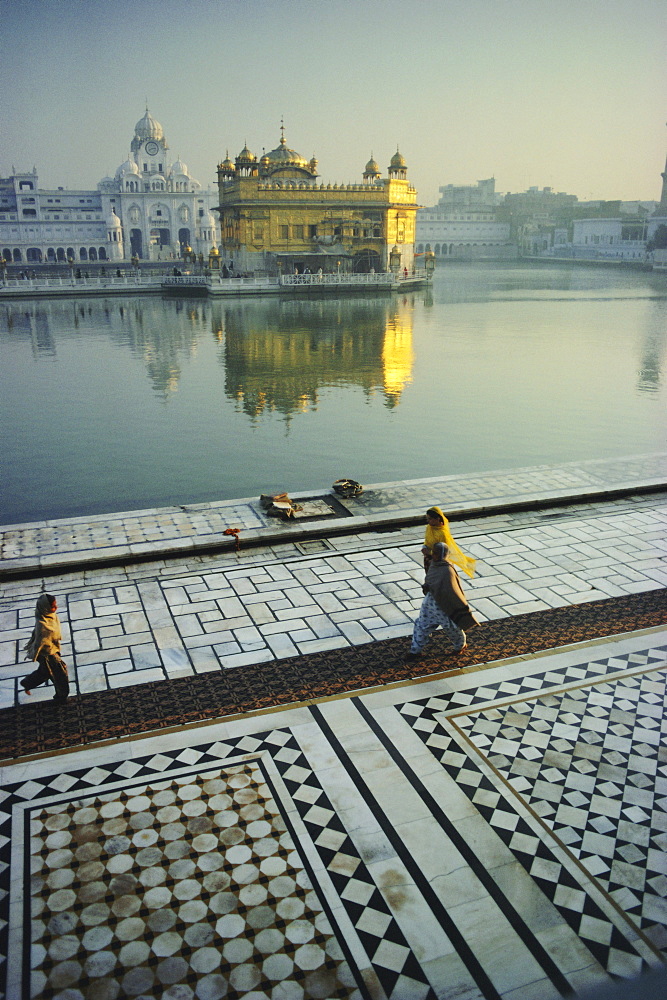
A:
[1, 453, 666, 575]
[0, 490, 665, 709]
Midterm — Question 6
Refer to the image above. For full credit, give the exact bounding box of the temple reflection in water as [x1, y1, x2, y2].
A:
[1, 295, 415, 412]
[213, 296, 415, 418]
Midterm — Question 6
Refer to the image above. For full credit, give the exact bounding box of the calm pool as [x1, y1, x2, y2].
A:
[1, 263, 665, 524]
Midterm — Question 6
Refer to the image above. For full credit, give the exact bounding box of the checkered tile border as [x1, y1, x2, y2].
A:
[0, 728, 434, 1000]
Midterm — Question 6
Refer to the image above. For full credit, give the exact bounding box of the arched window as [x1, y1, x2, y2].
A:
[27, 248, 42, 262]
[80, 247, 88, 260]
[47, 248, 56, 261]
[66, 247, 74, 259]
[435, 244, 441, 255]
[89, 247, 98, 261]
[99, 248, 107, 260]
[13, 249, 22, 261]
[56, 248, 66, 261]
[2, 248, 11, 261]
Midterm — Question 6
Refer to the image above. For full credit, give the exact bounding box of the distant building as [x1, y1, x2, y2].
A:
[416, 178, 512, 258]
[215, 129, 417, 274]
[0, 109, 217, 266]
[1, 171, 117, 265]
[570, 217, 648, 260]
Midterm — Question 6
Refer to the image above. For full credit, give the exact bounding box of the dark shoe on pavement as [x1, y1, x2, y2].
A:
[406, 651, 422, 659]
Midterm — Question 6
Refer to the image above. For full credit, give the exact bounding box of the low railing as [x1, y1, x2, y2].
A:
[279, 272, 394, 286]
[0, 273, 162, 290]
[162, 275, 209, 286]
[163, 275, 281, 288]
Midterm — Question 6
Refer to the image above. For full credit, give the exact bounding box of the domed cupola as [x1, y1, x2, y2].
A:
[130, 107, 167, 154]
[171, 156, 190, 177]
[134, 108, 164, 142]
[235, 143, 257, 176]
[106, 207, 122, 229]
[389, 148, 407, 179]
[115, 157, 140, 179]
[218, 151, 236, 181]
[263, 127, 317, 181]
[364, 154, 381, 182]
[105, 208, 124, 260]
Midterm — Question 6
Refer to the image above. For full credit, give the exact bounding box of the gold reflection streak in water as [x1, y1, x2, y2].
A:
[382, 301, 414, 404]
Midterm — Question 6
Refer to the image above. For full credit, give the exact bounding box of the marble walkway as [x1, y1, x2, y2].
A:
[1, 458, 666, 999]
[1, 488, 665, 709]
[2, 453, 667, 577]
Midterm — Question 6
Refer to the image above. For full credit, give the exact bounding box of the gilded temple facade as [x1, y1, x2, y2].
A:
[216, 130, 417, 275]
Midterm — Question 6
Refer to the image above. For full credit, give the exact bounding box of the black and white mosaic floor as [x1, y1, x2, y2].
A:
[2, 630, 666, 1000]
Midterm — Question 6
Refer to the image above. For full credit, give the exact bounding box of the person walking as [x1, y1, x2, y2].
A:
[408, 542, 479, 658]
[422, 505, 475, 578]
[20, 594, 69, 703]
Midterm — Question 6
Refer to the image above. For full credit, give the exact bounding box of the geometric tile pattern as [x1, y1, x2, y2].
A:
[271, 735, 437, 1000]
[1, 727, 438, 1000]
[2, 636, 667, 999]
[430, 645, 667, 712]
[460, 670, 667, 948]
[401, 654, 667, 978]
[27, 761, 359, 1000]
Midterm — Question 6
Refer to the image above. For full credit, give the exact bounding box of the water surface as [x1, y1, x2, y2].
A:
[1, 263, 665, 524]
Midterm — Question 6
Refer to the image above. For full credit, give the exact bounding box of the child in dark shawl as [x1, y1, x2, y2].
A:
[21, 594, 69, 703]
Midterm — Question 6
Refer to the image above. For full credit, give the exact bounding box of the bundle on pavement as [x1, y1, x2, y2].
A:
[332, 478, 364, 498]
[259, 493, 303, 521]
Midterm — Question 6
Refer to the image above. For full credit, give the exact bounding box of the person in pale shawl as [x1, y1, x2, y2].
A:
[21, 594, 69, 702]
[408, 542, 479, 658]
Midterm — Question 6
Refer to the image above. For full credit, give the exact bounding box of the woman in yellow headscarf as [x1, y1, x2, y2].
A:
[422, 506, 476, 578]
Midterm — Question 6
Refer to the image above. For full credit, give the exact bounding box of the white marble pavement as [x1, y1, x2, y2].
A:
[0, 490, 665, 709]
[1, 453, 666, 576]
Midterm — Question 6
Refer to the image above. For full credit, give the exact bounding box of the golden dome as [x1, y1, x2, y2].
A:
[365, 155, 380, 175]
[390, 149, 406, 170]
[237, 143, 256, 163]
[264, 133, 309, 170]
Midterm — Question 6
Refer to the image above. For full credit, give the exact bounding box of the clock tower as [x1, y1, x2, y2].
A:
[130, 107, 169, 178]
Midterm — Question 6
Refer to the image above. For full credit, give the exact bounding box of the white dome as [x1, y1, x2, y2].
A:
[171, 157, 190, 177]
[135, 109, 164, 141]
[115, 157, 140, 179]
[106, 209, 122, 228]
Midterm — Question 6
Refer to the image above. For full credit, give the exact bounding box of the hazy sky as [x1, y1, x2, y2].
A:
[2, 0, 665, 205]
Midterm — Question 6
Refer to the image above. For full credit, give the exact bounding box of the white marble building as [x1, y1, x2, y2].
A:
[416, 178, 511, 258]
[0, 110, 217, 265]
